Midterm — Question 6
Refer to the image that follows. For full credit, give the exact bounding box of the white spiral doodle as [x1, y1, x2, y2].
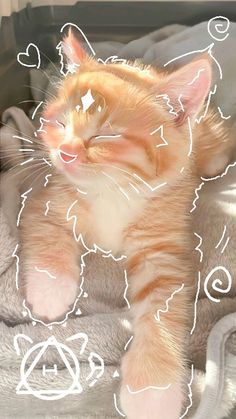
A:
[204, 266, 232, 303]
[207, 16, 230, 42]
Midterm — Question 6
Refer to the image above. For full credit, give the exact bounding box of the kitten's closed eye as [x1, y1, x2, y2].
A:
[56, 120, 66, 129]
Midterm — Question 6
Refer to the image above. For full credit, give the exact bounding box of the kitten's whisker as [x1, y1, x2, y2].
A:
[5, 159, 49, 174]
[102, 171, 130, 201]
[32, 167, 50, 187]
[23, 85, 57, 101]
[1, 145, 36, 150]
[20, 157, 34, 166]
[0, 121, 35, 141]
[21, 165, 50, 188]
[18, 99, 44, 104]
[2, 163, 47, 183]
[92, 162, 144, 192]
[39, 50, 61, 77]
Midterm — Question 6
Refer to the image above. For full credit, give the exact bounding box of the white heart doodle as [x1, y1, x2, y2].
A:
[17, 43, 41, 69]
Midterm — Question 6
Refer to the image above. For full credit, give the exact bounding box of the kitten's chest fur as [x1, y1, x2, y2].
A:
[85, 190, 146, 253]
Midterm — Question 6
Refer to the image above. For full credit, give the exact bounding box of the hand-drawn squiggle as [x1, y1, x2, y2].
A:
[204, 266, 232, 303]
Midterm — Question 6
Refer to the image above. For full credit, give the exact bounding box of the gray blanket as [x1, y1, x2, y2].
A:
[0, 21, 236, 419]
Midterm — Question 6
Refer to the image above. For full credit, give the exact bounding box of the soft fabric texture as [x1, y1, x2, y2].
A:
[0, 21, 236, 418]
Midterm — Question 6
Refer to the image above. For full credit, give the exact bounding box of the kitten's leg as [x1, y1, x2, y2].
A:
[120, 253, 192, 419]
[20, 221, 80, 322]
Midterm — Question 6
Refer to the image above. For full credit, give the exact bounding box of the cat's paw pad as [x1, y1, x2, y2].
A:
[24, 268, 78, 322]
[120, 382, 183, 419]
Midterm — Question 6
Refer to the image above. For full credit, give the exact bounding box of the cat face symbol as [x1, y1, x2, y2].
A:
[15, 335, 82, 400]
[14, 333, 104, 400]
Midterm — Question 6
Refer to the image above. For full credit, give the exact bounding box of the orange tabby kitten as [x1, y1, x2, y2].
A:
[20, 31, 230, 418]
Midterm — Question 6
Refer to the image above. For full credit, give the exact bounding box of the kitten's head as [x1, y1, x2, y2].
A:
[41, 29, 212, 193]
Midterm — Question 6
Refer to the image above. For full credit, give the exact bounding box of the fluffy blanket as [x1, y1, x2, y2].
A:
[0, 21, 236, 418]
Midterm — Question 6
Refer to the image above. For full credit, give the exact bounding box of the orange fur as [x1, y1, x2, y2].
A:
[19, 33, 231, 419]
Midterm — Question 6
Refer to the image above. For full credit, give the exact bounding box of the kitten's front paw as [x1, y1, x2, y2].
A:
[24, 267, 78, 322]
[120, 351, 183, 419]
[120, 382, 183, 419]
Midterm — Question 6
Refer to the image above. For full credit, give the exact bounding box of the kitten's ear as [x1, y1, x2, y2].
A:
[62, 28, 87, 65]
[159, 57, 212, 124]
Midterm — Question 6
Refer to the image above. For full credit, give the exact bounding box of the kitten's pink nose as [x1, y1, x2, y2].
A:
[58, 144, 78, 164]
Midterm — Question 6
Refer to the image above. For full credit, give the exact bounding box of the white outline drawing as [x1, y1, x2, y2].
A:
[32, 101, 44, 120]
[113, 370, 120, 378]
[44, 200, 50, 216]
[150, 125, 168, 149]
[14, 331, 104, 400]
[44, 173, 52, 187]
[60, 22, 96, 56]
[113, 392, 126, 417]
[156, 94, 178, 117]
[217, 106, 231, 120]
[187, 68, 205, 86]
[215, 225, 230, 254]
[12, 17, 232, 414]
[215, 225, 226, 248]
[56, 41, 80, 77]
[207, 16, 230, 42]
[86, 352, 105, 387]
[77, 187, 87, 195]
[17, 43, 41, 69]
[204, 266, 232, 303]
[124, 269, 131, 309]
[42, 157, 52, 167]
[14, 332, 107, 400]
[94, 134, 122, 141]
[195, 84, 217, 125]
[164, 43, 223, 80]
[124, 335, 133, 351]
[178, 94, 185, 112]
[190, 271, 201, 335]
[13, 134, 33, 144]
[81, 89, 95, 113]
[102, 253, 127, 261]
[15, 335, 82, 400]
[19, 148, 34, 152]
[22, 275, 85, 327]
[58, 149, 78, 164]
[17, 187, 33, 227]
[220, 236, 230, 254]
[194, 232, 203, 263]
[20, 157, 34, 166]
[190, 182, 204, 213]
[57, 22, 96, 76]
[179, 364, 194, 418]
[37, 117, 50, 134]
[12, 244, 20, 290]
[132, 174, 167, 193]
[35, 266, 56, 279]
[98, 55, 127, 65]
[127, 383, 171, 394]
[187, 116, 193, 156]
[154, 283, 185, 322]
[201, 161, 236, 182]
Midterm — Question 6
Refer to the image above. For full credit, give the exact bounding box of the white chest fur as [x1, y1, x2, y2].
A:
[88, 189, 146, 254]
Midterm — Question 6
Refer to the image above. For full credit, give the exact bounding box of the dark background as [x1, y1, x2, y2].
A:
[0, 1, 236, 116]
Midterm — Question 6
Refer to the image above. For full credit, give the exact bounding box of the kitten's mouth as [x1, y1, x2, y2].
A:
[58, 149, 78, 164]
